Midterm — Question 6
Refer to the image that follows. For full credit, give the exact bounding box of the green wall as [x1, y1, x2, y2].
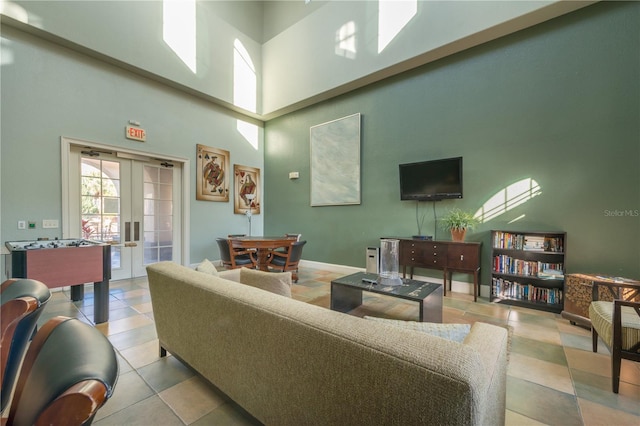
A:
[264, 2, 640, 285]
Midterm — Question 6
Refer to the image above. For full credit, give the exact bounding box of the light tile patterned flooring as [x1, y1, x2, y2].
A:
[35, 267, 640, 425]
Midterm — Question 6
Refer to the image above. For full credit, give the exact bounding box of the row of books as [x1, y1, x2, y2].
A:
[493, 255, 564, 278]
[492, 232, 564, 252]
[491, 278, 563, 305]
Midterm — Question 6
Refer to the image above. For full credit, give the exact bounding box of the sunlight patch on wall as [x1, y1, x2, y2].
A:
[335, 21, 357, 59]
[237, 120, 259, 150]
[378, 0, 417, 54]
[233, 39, 257, 113]
[475, 178, 542, 223]
[1, 37, 14, 66]
[163, 0, 196, 73]
[0, 1, 28, 23]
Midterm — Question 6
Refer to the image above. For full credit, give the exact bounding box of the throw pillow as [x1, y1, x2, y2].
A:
[196, 259, 219, 276]
[364, 316, 471, 343]
[239, 268, 292, 298]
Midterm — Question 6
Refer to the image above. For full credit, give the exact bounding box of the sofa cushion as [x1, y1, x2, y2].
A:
[195, 259, 219, 276]
[364, 316, 471, 343]
[239, 268, 292, 298]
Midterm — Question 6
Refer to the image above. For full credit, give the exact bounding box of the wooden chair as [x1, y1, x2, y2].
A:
[1, 279, 51, 414]
[268, 240, 306, 282]
[4, 316, 118, 425]
[589, 299, 640, 393]
[217, 238, 256, 269]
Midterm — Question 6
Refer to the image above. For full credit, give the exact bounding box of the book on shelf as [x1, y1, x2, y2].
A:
[493, 255, 563, 278]
[492, 231, 564, 253]
[523, 236, 545, 251]
[491, 277, 563, 305]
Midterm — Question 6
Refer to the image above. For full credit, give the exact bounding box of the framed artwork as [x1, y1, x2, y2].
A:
[196, 145, 230, 201]
[234, 164, 261, 214]
[310, 113, 361, 206]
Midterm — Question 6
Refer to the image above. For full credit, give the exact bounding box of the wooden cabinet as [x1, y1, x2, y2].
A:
[490, 230, 566, 313]
[398, 239, 482, 301]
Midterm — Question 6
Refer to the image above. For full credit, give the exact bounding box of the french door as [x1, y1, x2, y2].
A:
[68, 145, 182, 280]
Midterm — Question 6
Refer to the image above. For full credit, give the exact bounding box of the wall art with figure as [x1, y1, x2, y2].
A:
[196, 144, 230, 201]
[234, 164, 260, 215]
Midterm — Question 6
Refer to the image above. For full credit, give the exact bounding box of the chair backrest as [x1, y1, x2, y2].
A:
[287, 240, 307, 264]
[7, 316, 118, 426]
[285, 233, 302, 241]
[0, 279, 51, 413]
[216, 238, 233, 266]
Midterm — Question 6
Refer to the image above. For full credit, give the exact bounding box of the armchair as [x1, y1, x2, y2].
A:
[1, 279, 51, 414]
[589, 299, 640, 393]
[216, 238, 256, 269]
[268, 240, 306, 282]
[5, 316, 118, 425]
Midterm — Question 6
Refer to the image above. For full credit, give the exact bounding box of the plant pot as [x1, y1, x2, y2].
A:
[451, 228, 467, 242]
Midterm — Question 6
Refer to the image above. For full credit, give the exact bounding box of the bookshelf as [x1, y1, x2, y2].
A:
[491, 230, 566, 313]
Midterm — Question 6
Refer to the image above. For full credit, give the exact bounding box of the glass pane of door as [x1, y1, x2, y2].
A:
[143, 164, 174, 265]
[81, 158, 121, 268]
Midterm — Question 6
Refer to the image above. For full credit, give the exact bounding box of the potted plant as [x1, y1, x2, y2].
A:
[440, 208, 480, 242]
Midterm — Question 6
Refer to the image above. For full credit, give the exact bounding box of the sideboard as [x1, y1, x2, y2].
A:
[397, 238, 482, 301]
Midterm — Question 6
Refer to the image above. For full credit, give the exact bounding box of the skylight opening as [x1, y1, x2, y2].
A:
[233, 39, 258, 149]
[475, 178, 542, 223]
[233, 39, 256, 113]
[163, 0, 197, 74]
[378, 0, 417, 54]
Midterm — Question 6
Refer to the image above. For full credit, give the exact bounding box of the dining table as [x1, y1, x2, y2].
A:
[229, 235, 298, 271]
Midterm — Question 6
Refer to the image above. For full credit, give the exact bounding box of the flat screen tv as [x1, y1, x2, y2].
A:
[399, 157, 463, 201]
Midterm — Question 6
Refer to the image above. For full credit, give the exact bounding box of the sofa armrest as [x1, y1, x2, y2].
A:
[463, 322, 509, 425]
[218, 268, 241, 282]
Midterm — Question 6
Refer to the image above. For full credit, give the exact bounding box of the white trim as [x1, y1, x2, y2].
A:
[60, 136, 190, 266]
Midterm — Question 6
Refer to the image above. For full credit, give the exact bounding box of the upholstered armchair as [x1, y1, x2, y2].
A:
[1, 278, 51, 414]
[589, 298, 640, 393]
[5, 316, 118, 425]
[268, 240, 306, 282]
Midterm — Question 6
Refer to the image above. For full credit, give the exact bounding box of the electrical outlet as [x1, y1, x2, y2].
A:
[43, 219, 59, 229]
[18, 220, 26, 230]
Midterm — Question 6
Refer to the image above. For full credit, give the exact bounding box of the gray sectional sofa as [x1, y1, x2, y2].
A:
[146, 261, 508, 425]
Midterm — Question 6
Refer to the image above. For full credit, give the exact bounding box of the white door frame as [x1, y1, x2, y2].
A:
[60, 136, 190, 268]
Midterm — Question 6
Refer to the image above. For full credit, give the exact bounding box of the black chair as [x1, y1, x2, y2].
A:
[1, 278, 51, 414]
[5, 316, 118, 425]
[216, 238, 256, 269]
[268, 240, 306, 282]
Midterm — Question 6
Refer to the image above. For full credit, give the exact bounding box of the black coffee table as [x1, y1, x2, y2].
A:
[330, 272, 443, 322]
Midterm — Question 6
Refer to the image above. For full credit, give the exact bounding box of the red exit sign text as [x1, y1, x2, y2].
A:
[126, 126, 146, 142]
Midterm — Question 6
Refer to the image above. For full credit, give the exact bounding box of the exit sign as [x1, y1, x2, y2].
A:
[126, 126, 146, 142]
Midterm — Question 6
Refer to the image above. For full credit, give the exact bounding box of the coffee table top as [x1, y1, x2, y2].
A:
[331, 272, 441, 302]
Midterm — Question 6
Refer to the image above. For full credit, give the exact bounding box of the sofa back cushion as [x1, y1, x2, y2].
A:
[195, 259, 219, 276]
[239, 268, 292, 297]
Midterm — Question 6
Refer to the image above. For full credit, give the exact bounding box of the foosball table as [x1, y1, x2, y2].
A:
[5, 239, 111, 323]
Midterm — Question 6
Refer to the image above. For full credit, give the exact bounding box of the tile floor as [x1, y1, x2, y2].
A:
[34, 266, 640, 425]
